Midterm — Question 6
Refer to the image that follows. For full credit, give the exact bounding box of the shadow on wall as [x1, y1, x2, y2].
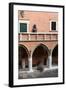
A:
[52, 45, 58, 65]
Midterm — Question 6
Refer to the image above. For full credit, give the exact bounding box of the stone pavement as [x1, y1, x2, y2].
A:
[18, 69, 58, 79]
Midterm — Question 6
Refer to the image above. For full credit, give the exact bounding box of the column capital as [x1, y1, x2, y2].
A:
[49, 49, 52, 55]
[29, 50, 32, 57]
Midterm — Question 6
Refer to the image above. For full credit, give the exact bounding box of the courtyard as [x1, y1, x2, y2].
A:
[18, 68, 58, 79]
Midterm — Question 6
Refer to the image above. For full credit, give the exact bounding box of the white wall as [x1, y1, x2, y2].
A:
[0, 0, 66, 89]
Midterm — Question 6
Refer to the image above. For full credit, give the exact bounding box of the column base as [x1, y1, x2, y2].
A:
[48, 65, 52, 69]
[29, 69, 33, 72]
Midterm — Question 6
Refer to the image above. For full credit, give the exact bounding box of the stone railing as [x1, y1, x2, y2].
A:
[18, 32, 58, 41]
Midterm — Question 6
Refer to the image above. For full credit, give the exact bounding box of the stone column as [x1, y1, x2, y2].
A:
[47, 49, 52, 69]
[28, 51, 33, 72]
[22, 59, 25, 69]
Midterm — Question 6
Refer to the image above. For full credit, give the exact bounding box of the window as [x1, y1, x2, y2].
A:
[50, 21, 57, 31]
[20, 23, 27, 32]
[19, 20, 29, 33]
[51, 22, 56, 30]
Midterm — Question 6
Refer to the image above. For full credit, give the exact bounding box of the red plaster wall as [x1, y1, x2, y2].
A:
[18, 11, 58, 32]
[19, 41, 58, 52]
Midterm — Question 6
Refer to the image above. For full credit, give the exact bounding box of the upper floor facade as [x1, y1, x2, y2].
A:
[18, 11, 58, 41]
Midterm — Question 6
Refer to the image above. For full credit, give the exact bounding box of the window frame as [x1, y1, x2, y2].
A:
[50, 20, 58, 31]
[19, 20, 29, 33]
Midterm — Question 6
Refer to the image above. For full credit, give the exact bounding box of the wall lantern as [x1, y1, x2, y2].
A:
[20, 10, 24, 18]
